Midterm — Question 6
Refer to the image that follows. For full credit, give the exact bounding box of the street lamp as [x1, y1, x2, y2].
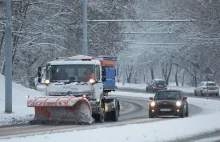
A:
[5, 0, 13, 113]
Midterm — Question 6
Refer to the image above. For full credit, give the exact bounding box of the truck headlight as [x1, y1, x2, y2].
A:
[44, 79, 50, 85]
[176, 101, 182, 107]
[150, 101, 156, 107]
[89, 79, 96, 84]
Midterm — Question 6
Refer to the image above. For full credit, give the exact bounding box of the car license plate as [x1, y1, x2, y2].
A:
[160, 108, 171, 111]
[158, 85, 163, 87]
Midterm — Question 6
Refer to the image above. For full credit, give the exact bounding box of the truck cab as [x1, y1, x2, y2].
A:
[37, 55, 119, 122]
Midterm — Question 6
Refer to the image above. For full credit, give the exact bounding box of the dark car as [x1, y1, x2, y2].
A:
[149, 90, 189, 118]
[146, 79, 167, 92]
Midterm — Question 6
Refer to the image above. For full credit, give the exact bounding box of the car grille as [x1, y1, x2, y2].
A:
[158, 104, 174, 109]
[157, 104, 176, 114]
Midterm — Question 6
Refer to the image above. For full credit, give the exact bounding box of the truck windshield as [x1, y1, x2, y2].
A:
[50, 65, 94, 82]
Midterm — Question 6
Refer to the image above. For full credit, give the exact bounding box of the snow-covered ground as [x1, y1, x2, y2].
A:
[1, 75, 220, 142]
[0, 75, 43, 126]
[117, 82, 195, 93]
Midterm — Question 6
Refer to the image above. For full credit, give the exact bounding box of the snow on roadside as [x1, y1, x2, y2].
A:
[1, 83, 220, 141]
[116, 82, 195, 93]
[1, 97, 220, 142]
[0, 75, 43, 126]
[1, 77, 220, 142]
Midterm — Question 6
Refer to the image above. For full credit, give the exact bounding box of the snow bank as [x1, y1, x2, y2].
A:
[0, 74, 43, 126]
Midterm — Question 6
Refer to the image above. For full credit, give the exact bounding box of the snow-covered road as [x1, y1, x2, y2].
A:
[1, 76, 220, 142]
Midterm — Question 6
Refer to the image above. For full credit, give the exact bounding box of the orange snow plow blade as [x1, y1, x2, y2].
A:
[27, 96, 93, 125]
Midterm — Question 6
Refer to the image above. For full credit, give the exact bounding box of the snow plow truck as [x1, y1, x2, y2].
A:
[27, 55, 120, 124]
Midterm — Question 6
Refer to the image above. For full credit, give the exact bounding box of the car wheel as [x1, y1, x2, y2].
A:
[149, 114, 154, 118]
[149, 111, 154, 118]
[200, 91, 204, 96]
[180, 106, 185, 118]
[216, 93, 219, 96]
[146, 88, 148, 92]
[185, 105, 189, 117]
[194, 90, 197, 96]
[180, 110, 184, 118]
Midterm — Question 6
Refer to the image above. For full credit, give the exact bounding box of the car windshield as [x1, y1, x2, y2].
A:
[154, 91, 181, 100]
[49, 65, 94, 82]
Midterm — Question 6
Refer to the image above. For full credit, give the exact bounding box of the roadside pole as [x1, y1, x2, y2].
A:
[5, 0, 12, 113]
[206, 77, 208, 100]
[82, 0, 88, 56]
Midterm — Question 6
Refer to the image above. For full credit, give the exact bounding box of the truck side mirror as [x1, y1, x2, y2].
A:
[37, 67, 42, 83]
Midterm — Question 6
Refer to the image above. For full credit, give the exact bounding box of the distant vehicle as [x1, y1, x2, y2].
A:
[146, 79, 167, 92]
[149, 90, 189, 118]
[194, 81, 219, 96]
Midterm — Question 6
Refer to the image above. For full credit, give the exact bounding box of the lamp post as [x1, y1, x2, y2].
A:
[5, 0, 12, 113]
[82, 0, 87, 56]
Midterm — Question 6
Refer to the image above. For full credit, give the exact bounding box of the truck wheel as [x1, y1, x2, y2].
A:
[111, 103, 119, 121]
[95, 99, 105, 123]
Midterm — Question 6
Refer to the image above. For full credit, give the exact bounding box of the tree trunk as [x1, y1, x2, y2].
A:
[150, 67, 154, 80]
[163, 62, 172, 85]
[127, 72, 132, 83]
[175, 65, 179, 86]
[148, 64, 154, 80]
[194, 69, 197, 87]
[182, 70, 185, 86]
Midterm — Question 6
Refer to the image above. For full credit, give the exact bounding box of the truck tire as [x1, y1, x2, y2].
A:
[111, 103, 119, 121]
[95, 98, 105, 123]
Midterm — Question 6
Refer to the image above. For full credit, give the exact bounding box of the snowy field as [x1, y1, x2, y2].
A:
[1, 75, 220, 142]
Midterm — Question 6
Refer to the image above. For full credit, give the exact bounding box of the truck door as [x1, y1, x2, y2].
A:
[93, 65, 103, 98]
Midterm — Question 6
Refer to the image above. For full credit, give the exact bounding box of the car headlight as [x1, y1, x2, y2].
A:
[150, 101, 156, 107]
[176, 101, 182, 107]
